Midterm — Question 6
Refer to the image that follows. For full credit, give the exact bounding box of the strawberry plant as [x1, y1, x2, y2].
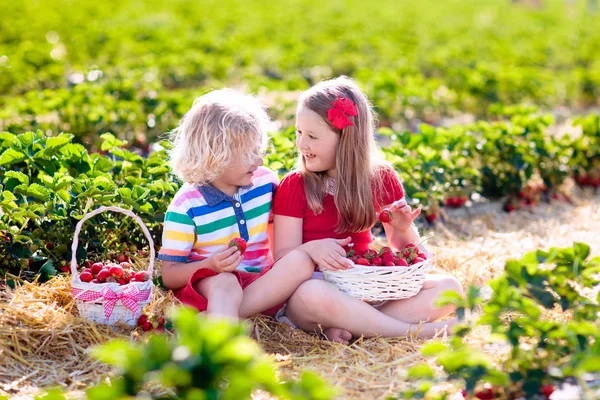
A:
[398, 242, 600, 399]
[88, 306, 335, 400]
[0, 131, 178, 281]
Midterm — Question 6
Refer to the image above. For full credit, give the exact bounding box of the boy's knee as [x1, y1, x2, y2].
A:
[196, 272, 242, 299]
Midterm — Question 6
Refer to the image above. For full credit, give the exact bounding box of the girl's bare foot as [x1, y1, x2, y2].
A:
[411, 317, 458, 338]
[323, 327, 353, 344]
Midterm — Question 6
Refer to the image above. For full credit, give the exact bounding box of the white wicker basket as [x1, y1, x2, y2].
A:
[321, 248, 434, 303]
[70, 206, 155, 327]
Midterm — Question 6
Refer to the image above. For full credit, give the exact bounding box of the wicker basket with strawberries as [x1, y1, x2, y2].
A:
[321, 242, 433, 303]
[70, 206, 154, 327]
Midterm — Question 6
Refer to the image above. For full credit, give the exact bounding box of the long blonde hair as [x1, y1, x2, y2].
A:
[169, 89, 270, 184]
[297, 76, 389, 233]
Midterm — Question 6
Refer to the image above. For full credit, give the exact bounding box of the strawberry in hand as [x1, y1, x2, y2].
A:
[381, 198, 421, 231]
[228, 238, 247, 255]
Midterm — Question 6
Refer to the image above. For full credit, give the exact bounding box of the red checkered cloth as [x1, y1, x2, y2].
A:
[73, 285, 151, 319]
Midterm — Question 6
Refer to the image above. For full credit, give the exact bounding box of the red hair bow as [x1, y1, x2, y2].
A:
[327, 96, 358, 130]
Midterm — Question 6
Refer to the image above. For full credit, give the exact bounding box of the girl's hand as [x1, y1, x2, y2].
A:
[208, 246, 242, 273]
[384, 198, 421, 232]
[305, 237, 353, 271]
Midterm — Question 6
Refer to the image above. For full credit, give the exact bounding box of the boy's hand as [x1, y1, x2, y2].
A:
[384, 198, 421, 232]
[209, 246, 242, 273]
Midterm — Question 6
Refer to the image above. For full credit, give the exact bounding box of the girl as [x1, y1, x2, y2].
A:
[273, 77, 463, 343]
[158, 89, 314, 321]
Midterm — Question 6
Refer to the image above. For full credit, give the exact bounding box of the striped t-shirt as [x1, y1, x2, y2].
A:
[158, 166, 278, 272]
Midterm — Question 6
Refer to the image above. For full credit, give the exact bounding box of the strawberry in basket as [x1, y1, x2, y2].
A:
[78, 260, 150, 285]
[345, 244, 427, 267]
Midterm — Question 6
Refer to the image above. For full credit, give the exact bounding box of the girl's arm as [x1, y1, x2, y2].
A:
[273, 215, 304, 260]
[273, 215, 352, 270]
[380, 198, 422, 251]
[382, 222, 420, 251]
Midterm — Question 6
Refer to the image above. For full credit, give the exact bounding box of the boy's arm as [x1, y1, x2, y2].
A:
[161, 258, 215, 290]
[161, 245, 241, 290]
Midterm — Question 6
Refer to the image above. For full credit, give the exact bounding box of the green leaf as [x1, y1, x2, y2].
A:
[45, 133, 74, 152]
[39, 260, 57, 282]
[407, 363, 434, 379]
[420, 341, 447, 356]
[0, 148, 28, 166]
[574, 242, 590, 261]
[4, 171, 29, 185]
[26, 183, 51, 202]
[2, 190, 17, 201]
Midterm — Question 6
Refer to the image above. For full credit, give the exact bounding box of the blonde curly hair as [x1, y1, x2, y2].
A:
[169, 89, 270, 184]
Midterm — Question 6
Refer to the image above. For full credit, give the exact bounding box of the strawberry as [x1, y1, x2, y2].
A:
[157, 316, 165, 325]
[395, 258, 409, 267]
[97, 269, 110, 282]
[80, 271, 93, 283]
[384, 262, 395, 267]
[378, 247, 392, 256]
[118, 278, 128, 285]
[81, 268, 93, 275]
[378, 209, 392, 223]
[142, 321, 153, 331]
[541, 384, 555, 398]
[405, 243, 416, 248]
[61, 265, 71, 273]
[425, 213, 437, 223]
[355, 258, 371, 266]
[381, 252, 395, 265]
[84, 260, 93, 269]
[503, 203, 516, 213]
[475, 384, 494, 400]
[371, 256, 383, 266]
[91, 262, 104, 274]
[46, 242, 55, 250]
[412, 257, 425, 264]
[116, 254, 127, 263]
[109, 265, 124, 278]
[120, 261, 132, 269]
[228, 238, 247, 254]
[122, 270, 133, 284]
[134, 271, 149, 282]
[137, 314, 148, 326]
[362, 249, 378, 261]
[91, 278, 100, 284]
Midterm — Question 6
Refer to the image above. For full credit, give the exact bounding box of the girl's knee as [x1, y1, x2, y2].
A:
[289, 280, 339, 316]
[277, 250, 315, 279]
[440, 276, 464, 296]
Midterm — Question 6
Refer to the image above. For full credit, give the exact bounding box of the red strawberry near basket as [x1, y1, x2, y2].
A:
[320, 240, 434, 303]
[70, 206, 155, 327]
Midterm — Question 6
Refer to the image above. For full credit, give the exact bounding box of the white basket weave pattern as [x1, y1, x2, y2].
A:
[321, 248, 433, 303]
[70, 206, 155, 327]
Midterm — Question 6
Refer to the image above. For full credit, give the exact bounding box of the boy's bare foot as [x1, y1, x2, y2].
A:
[323, 327, 353, 345]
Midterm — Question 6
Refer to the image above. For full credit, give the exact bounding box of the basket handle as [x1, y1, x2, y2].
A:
[70, 206, 156, 278]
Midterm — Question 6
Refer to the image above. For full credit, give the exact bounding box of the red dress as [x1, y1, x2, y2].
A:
[273, 167, 405, 254]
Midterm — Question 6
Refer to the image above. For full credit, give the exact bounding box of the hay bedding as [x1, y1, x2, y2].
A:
[1, 191, 599, 399]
